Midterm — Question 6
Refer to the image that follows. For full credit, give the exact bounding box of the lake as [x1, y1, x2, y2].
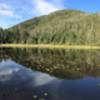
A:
[0, 48, 100, 100]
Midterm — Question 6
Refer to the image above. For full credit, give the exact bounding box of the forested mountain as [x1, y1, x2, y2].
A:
[1, 9, 100, 45]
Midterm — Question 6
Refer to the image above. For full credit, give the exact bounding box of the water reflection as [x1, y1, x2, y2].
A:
[0, 60, 57, 100]
[0, 60, 100, 100]
[1, 48, 100, 79]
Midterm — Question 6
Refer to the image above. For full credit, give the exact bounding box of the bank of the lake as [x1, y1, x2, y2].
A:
[1, 44, 100, 50]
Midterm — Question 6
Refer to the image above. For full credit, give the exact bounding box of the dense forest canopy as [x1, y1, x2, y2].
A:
[1, 9, 100, 45]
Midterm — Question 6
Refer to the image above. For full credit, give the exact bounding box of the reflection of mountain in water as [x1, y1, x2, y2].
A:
[1, 48, 100, 79]
[0, 60, 100, 100]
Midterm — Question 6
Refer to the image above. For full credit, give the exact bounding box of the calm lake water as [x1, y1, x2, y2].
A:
[0, 48, 100, 100]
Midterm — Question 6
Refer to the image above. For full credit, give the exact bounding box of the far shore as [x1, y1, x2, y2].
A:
[1, 44, 100, 50]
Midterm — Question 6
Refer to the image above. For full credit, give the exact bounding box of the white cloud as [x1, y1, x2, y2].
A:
[0, 3, 20, 18]
[32, 0, 64, 15]
[0, 10, 14, 17]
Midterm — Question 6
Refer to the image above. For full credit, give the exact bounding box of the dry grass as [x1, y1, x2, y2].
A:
[1, 44, 100, 50]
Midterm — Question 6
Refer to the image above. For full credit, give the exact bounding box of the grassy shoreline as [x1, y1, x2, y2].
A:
[1, 44, 100, 50]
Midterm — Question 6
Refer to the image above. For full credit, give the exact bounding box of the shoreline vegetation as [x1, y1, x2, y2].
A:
[1, 44, 100, 50]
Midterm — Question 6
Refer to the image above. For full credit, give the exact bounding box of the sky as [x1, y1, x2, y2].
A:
[0, 0, 100, 28]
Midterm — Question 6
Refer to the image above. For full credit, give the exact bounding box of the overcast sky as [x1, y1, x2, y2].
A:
[0, 0, 100, 28]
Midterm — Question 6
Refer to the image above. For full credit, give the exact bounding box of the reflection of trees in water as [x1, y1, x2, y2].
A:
[1, 48, 100, 79]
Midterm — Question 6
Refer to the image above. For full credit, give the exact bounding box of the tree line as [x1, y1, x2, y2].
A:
[0, 27, 31, 44]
